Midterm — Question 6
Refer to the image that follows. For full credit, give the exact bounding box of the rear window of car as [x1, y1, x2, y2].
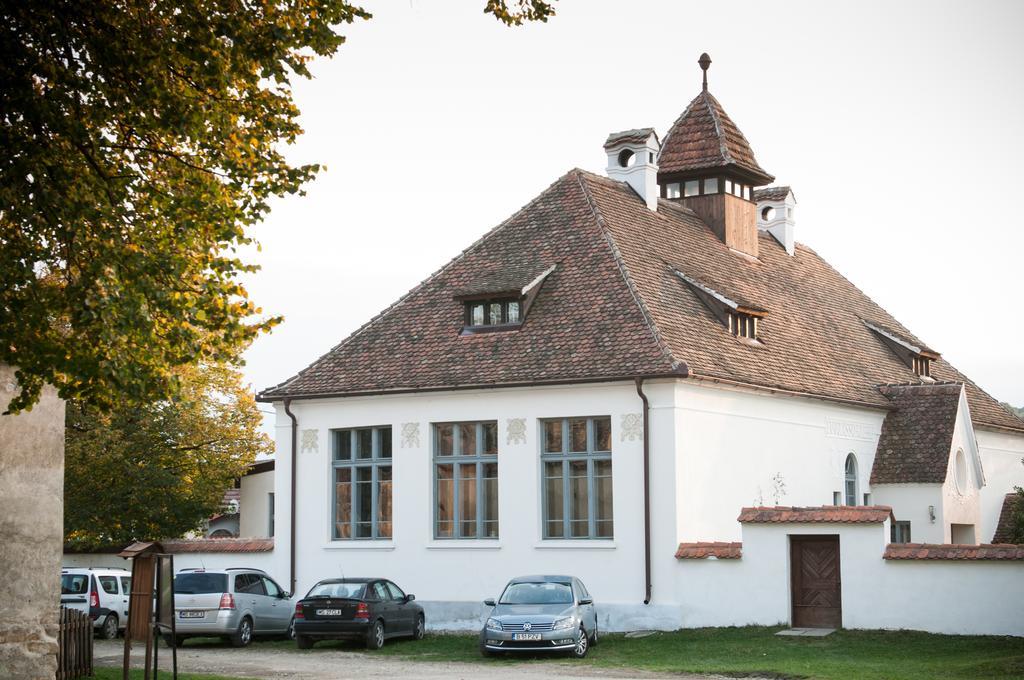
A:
[61, 574, 88, 595]
[307, 582, 366, 599]
[500, 581, 573, 605]
[173, 573, 228, 594]
[99, 576, 119, 594]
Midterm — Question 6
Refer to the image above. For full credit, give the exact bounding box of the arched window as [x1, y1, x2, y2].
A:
[844, 454, 858, 506]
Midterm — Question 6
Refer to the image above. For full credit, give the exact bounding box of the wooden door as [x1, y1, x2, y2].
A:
[790, 535, 841, 628]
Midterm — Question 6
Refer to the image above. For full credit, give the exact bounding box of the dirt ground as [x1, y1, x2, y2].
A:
[93, 639, 755, 680]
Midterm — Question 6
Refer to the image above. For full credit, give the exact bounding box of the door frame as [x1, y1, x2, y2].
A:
[789, 534, 842, 629]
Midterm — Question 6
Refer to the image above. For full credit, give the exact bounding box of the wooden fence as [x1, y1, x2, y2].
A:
[56, 606, 93, 680]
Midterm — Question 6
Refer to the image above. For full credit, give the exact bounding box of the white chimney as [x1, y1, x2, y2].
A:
[755, 187, 797, 255]
[604, 129, 660, 211]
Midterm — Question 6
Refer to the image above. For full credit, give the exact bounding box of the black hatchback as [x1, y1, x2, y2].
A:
[293, 578, 424, 649]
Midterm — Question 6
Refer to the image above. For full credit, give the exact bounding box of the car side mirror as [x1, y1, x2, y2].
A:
[405, 594, 415, 602]
[278, 591, 288, 599]
[483, 598, 496, 607]
[579, 597, 593, 605]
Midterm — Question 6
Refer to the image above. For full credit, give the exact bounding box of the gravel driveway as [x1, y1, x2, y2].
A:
[93, 639, 759, 680]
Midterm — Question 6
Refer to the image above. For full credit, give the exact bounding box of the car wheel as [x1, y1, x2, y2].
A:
[296, 634, 313, 650]
[100, 614, 118, 640]
[572, 625, 589, 659]
[590, 622, 599, 647]
[366, 620, 385, 650]
[412, 614, 425, 641]
[286, 617, 296, 640]
[231, 617, 253, 648]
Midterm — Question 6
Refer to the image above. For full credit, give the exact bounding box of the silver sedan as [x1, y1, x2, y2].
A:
[480, 575, 597, 658]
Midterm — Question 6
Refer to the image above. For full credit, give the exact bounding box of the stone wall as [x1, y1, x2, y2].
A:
[0, 364, 65, 679]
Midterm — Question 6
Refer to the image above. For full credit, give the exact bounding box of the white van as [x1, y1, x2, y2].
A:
[60, 567, 132, 639]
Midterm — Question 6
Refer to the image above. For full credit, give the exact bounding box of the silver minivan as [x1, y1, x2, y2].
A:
[169, 568, 293, 647]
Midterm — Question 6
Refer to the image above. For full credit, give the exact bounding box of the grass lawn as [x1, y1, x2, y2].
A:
[192, 626, 1024, 680]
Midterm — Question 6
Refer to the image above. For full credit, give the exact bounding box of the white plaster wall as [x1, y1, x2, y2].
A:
[871, 484, 944, 543]
[675, 522, 1024, 636]
[273, 381, 679, 631]
[240, 470, 276, 538]
[672, 381, 886, 542]
[976, 428, 1024, 542]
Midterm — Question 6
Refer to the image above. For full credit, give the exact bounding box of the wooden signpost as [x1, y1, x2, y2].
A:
[118, 542, 179, 680]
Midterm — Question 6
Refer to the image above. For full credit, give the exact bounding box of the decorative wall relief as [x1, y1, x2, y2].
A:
[506, 418, 526, 445]
[300, 429, 319, 453]
[401, 422, 421, 448]
[621, 413, 643, 441]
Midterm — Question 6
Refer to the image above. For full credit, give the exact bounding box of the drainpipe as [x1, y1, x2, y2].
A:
[284, 399, 298, 596]
[635, 378, 652, 605]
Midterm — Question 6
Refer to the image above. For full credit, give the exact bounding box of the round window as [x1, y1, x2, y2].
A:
[953, 448, 968, 494]
[617, 149, 635, 168]
[761, 206, 775, 221]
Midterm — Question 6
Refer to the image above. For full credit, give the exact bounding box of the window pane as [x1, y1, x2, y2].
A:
[436, 464, 454, 537]
[356, 467, 373, 537]
[356, 429, 373, 459]
[335, 468, 352, 539]
[470, 304, 484, 326]
[483, 462, 498, 538]
[507, 301, 521, 323]
[377, 466, 392, 538]
[436, 424, 453, 456]
[379, 428, 392, 459]
[666, 182, 681, 199]
[459, 423, 477, 455]
[703, 177, 719, 194]
[459, 464, 477, 537]
[595, 459, 613, 536]
[594, 417, 611, 452]
[488, 302, 502, 324]
[545, 461, 564, 538]
[569, 460, 588, 537]
[544, 420, 563, 453]
[570, 419, 588, 453]
[743, 186, 751, 200]
[336, 431, 352, 460]
[482, 422, 498, 455]
[684, 180, 699, 197]
[724, 179, 733, 194]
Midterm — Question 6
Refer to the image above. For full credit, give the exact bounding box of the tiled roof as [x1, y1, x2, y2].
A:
[675, 542, 742, 559]
[884, 543, 1024, 561]
[258, 169, 1024, 434]
[451, 264, 553, 298]
[991, 493, 1023, 544]
[162, 538, 274, 553]
[658, 91, 773, 182]
[738, 505, 894, 524]
[605, 128, 657, 148]
[871, 383, 963, 484]
[753, 186, 793, 202]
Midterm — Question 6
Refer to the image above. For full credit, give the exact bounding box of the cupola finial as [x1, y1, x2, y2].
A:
[698, 52, 711, 91]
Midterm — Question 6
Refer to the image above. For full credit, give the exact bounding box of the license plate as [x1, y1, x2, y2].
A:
[316, 609, 344, 616]
[512, 633, 542, 641]
[179, 611, 204, 619]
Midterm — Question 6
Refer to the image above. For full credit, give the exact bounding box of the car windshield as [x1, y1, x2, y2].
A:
[61, 574, 88, 595]
[173, 573, 228, 594]
[499, 582, 573, 605]
[307, 582, 367, 599]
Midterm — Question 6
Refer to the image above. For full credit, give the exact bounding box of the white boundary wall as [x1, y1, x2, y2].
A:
[675, 520, 1024, 636]
[63, 551, 279, 582]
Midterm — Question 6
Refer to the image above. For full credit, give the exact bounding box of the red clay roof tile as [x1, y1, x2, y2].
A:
[675, 542, 742, 559]
[871, 383, 963, 484]
[991, 493, 1023, 544]
[161, 538, 274, 553]
[737, 506, 894, 524]
[884, 543, 1024, 560]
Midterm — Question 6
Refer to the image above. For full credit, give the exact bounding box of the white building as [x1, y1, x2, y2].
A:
[257, 55, 1024, 635]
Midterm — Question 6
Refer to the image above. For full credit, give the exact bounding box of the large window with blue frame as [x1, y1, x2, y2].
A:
[332, 426, 392, 539]
[433, 421, 498, 539]
[541, 417, 613, 539]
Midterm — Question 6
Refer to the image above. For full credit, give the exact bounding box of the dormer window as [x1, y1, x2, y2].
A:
[912, 356, 930, 377]
[466, 298, 521, 328]
[729, 312, 758, 339]
[864, 320, 940, 380]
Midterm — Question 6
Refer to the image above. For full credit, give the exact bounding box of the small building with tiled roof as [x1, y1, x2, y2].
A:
[257, 54, 1024, 634]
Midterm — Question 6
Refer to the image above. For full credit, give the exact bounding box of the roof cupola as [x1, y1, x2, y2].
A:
[604, 128, 660, 211]
[658, 54, 773, 257]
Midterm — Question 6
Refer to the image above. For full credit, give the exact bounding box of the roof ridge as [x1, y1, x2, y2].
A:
[260, 169, 585, 399]
[575, 171, 681, 373]
[703, 92, 733, 166]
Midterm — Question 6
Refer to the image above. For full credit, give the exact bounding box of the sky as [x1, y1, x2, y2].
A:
[240, 0, 1024, 431]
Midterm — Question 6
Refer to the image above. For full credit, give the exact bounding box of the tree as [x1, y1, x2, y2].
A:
[64, 362, 273, 548]
[0, 0, 555, 414]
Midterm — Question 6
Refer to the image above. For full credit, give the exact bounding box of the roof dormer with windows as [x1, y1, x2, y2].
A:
[455, 265, 555, 336]
[675, 270, 766, 343]
[863, 320, 940, 380]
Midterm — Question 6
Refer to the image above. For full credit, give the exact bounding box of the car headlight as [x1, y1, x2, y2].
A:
[552, 617, 575, 631]
[485, 618, 502, 632]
